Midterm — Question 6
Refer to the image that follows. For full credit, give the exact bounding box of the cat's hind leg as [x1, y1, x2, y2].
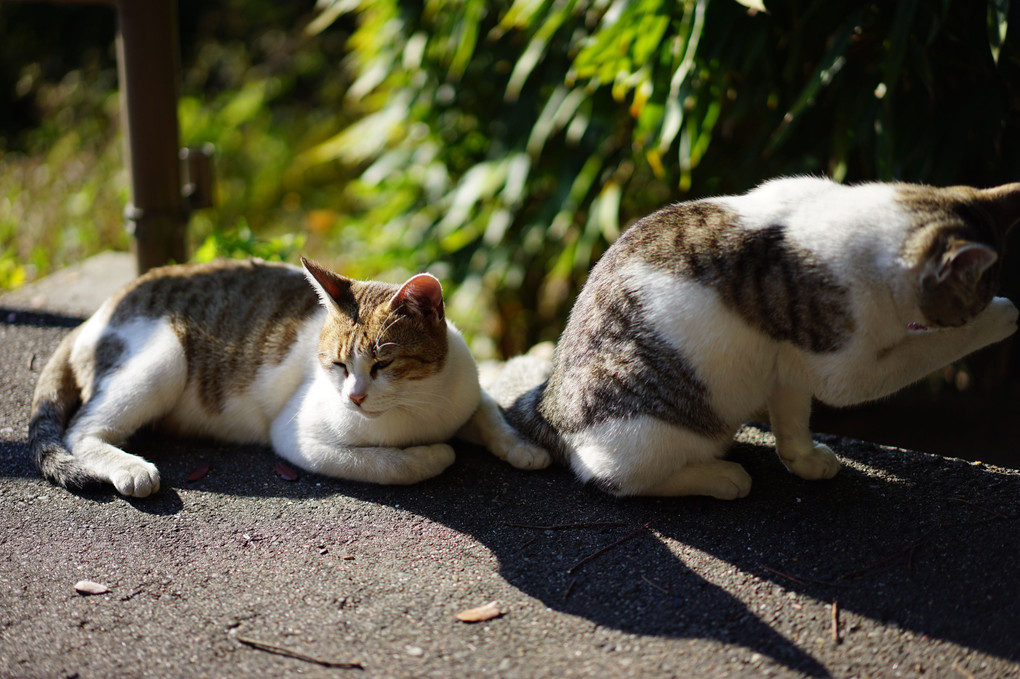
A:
[640, 460, 753, 499]
[567, 417, 751, 499]
[767, 383, 840, 480]
[65, 324, 188, 497]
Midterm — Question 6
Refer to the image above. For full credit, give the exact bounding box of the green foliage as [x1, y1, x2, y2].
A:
[2, 0, 1017, 366]
[306, 0, 1019, 356]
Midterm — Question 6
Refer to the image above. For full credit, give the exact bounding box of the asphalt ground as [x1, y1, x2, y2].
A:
[1, 254, 1018, 678]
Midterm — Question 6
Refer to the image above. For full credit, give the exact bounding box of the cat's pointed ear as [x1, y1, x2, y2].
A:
[975, 182, 1020, 235]
[934, 240, 998, 286]
[390, 273, 445, 324]
[301, 257, 358, 319]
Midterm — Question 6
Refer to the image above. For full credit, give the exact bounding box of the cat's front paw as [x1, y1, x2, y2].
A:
[486, 429, 551, 470]
[783, 442, 840, 480]
[978, 296, 1019, 343]
[503, 439, 552, 470]
[397, 443, 457, 484]
[110, 460, 161, 497]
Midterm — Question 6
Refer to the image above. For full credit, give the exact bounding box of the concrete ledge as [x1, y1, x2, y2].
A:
[0, 251, 137, 317]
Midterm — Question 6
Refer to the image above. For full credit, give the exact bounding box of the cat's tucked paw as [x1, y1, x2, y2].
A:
[487, 430, 552, 470]
[783, 442, 840, 480]
[503, 440, 552, 470]
[110, 460, 161, 497]
[397, 443, 456, 484]
[978, 296, 1018, 343]
[704, 464, 753, 500]
[638, 460, 751, 499]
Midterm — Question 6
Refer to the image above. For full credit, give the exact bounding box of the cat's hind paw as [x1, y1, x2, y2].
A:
[783, 442, 840, 480]
[110, 460, 161, 498]
[978, 296, 1018, 344]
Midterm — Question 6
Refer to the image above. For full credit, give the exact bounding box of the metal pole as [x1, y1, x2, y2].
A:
[115, 0, 187, 274]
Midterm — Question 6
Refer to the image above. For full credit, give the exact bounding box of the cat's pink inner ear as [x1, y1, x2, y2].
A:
[936, 241, 998, 285]
[302, 257, 354, 312]
[391, 273, 444, 322]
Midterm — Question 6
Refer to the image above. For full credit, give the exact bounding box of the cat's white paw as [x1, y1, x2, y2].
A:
[978, 296, 1018, 343]
[702, 463, 753, 500]
[110, 460, 161, 497]
[397, 443, 457, 483]
[485, 429, 552, 470]
[638, 460, 752, 499]
[783, 442, 840, 480]
[503, 439, 552, 470]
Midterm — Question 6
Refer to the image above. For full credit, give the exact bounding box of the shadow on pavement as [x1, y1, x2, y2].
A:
[9, 422, 1015, 677]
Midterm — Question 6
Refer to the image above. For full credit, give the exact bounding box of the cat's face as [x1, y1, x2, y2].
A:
[302, 259, 448, 417]
[899, 184, 1020, 328]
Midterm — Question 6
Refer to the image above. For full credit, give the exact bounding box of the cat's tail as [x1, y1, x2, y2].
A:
[28, 326, 97, 489]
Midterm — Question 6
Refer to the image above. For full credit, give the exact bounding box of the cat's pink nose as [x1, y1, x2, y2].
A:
[349, 392, 367, 406]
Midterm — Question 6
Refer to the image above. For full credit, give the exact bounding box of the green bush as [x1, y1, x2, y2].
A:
[305, 0, 1018, 358]
[2, 0, 1016, 368]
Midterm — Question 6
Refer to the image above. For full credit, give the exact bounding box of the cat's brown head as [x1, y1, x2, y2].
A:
[302, 258, 448, 416]
[900, 183, 1020, 327]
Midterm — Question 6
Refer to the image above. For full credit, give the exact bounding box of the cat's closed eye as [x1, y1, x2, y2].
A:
[333, 361, 348, 376]
[371, 360, 392, 377]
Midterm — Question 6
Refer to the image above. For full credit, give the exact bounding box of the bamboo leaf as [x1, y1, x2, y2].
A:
[989, 0, 1010, 63]
[732, 0, 767, 12]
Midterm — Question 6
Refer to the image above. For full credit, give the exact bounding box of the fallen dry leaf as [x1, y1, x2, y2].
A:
[187, 464, 210, 482]
[456, 600, 503, 623]
[74, 580, 110, 595]
[275, 461, 299, 481]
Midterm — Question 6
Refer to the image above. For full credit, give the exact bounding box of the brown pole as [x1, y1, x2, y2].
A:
[115, 0, 187, 274]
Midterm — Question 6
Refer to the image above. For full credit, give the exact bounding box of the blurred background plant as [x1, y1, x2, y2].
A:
[1, 0, 1018, 461]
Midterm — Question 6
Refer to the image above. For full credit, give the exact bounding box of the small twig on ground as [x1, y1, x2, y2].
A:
[952, 660, 977, 679]
[937, 496, 1013, 520]
[760, 565, 844, 589]
[761, 565, 807, 586]
[567, 519, 657, 575]
[563, 578, 577, 601]
[517, 537, 538, 552]
[641, 575, 669, 594]
[503, 521, 626, 530]
[839, 530, 936, 581]
[235, 635, 363, 669]
[830, 600, 841, 644]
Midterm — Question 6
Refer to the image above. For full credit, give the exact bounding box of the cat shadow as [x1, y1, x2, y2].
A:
[0, 307, 84, 329]
[295, 425, 1018, 675]
[62, 425, 1020, 675]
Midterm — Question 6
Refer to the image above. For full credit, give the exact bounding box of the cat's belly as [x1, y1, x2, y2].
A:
[162, 352, 312, 444]
[162, 390, 276, 444]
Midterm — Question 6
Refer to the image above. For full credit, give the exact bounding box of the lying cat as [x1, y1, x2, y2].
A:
[29, 257, 548, 497]
[486, 177, 1020, 499]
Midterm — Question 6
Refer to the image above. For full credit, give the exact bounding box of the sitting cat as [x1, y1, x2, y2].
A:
[486, 177, 1020, 499]
[29, 257, 548, 497]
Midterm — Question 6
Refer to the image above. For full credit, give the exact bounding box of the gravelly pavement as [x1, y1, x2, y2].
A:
[1, 256, 1018, 678]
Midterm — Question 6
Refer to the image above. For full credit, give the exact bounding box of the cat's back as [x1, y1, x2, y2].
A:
[77, 259, 324, 435]
[106, 259, 320, 341]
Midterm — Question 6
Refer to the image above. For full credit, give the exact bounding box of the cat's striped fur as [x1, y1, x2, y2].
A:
[487, 177, 1020, 498]
[30, 258, 548, 497]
